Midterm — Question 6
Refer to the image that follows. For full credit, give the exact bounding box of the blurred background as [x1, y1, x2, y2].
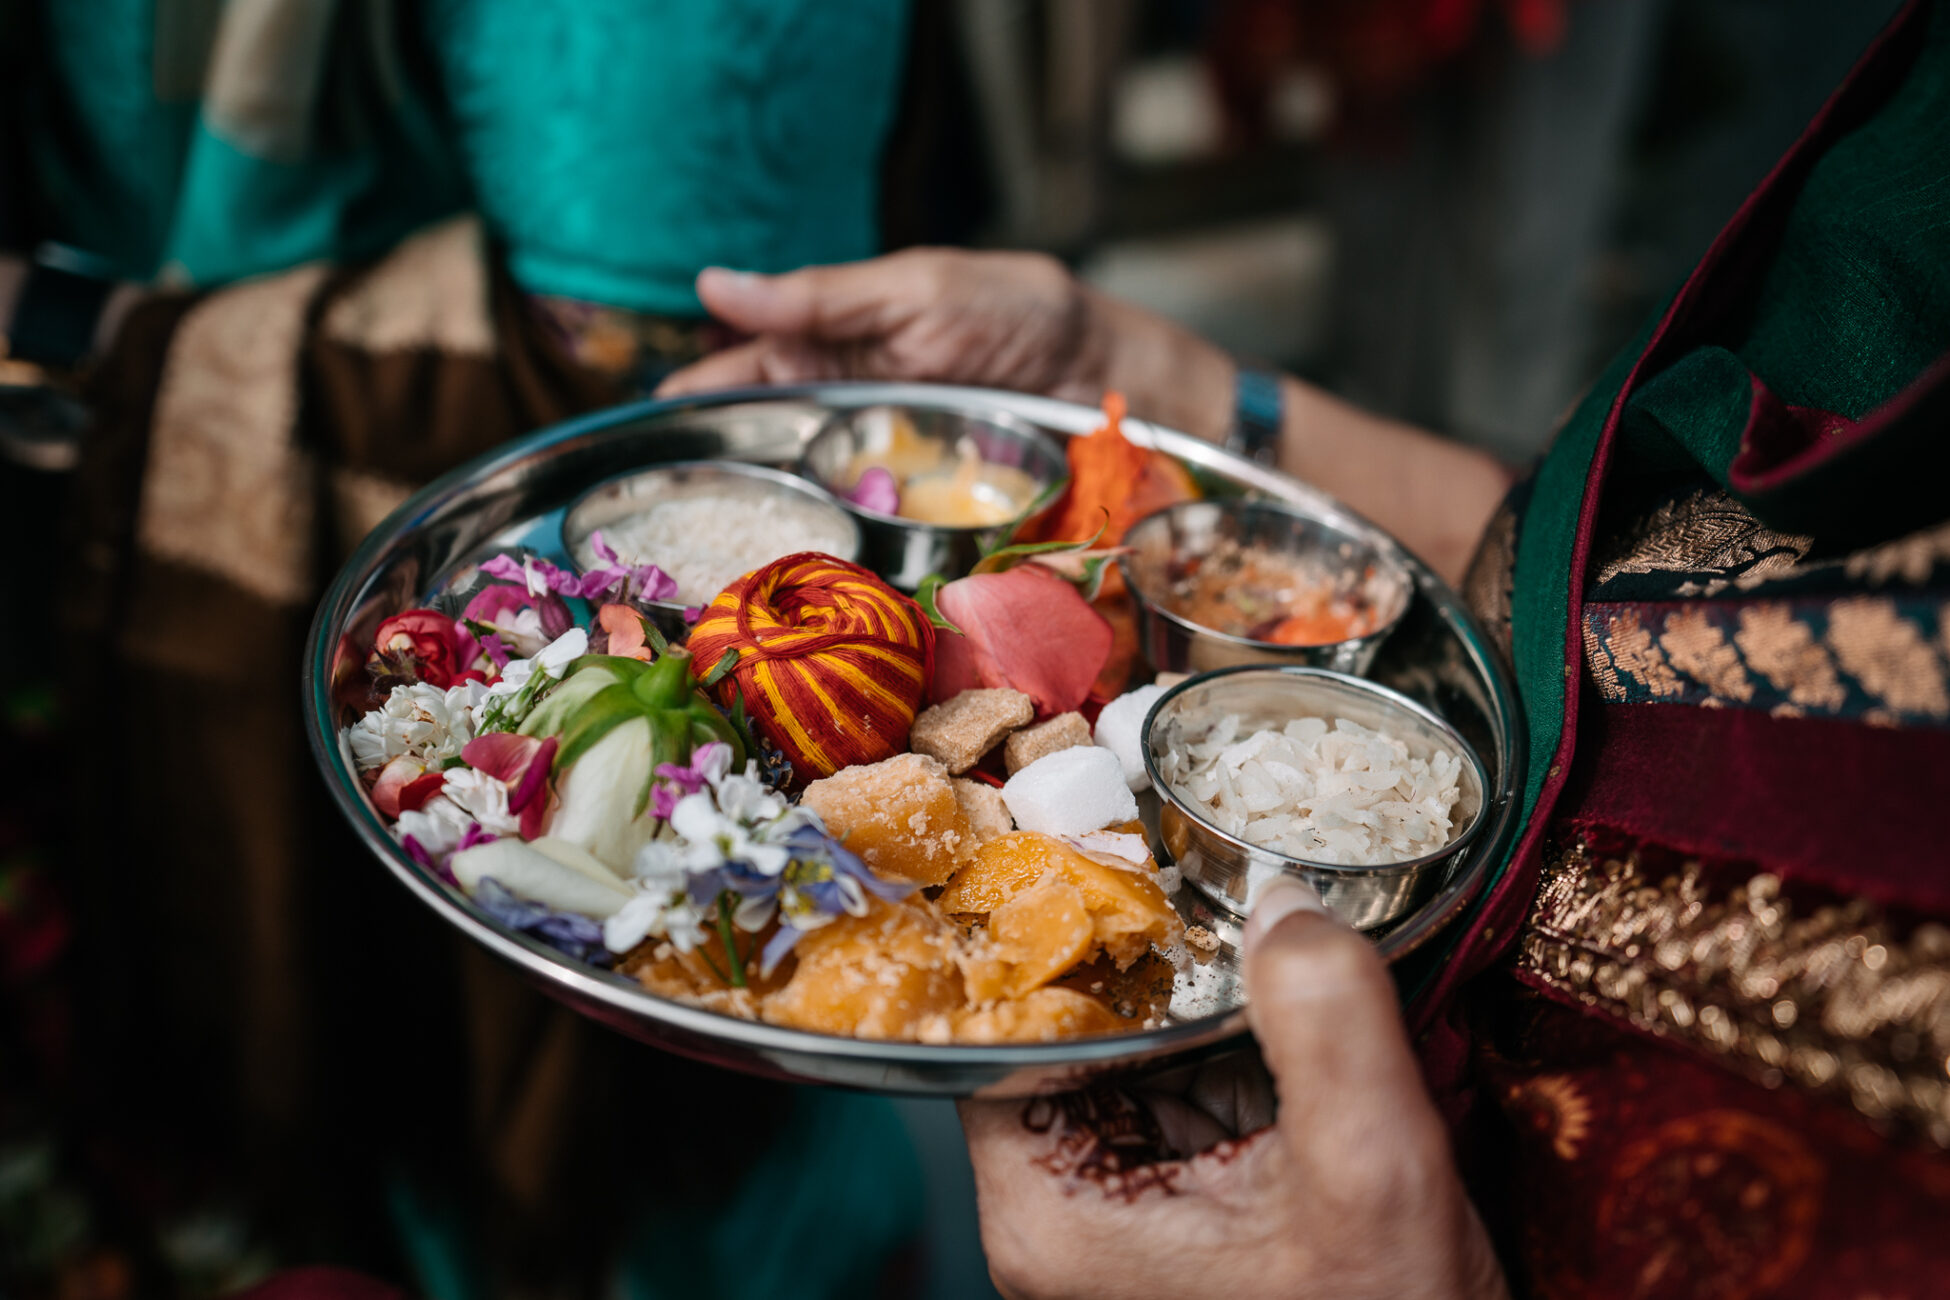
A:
[0, 1, 1906, 1297]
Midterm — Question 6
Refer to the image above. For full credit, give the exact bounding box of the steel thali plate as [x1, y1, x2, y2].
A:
[303, 383, 1524, 1097]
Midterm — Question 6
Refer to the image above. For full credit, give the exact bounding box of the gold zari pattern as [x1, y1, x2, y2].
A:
[1518, 841, 1950, 1147]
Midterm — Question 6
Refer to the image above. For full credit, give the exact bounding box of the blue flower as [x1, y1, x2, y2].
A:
[473, 877, 613, 965]
[727, 825, 914, 976]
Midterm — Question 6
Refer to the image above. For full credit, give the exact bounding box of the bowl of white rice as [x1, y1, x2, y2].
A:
[1142, 665, 1487, 930]
[561, 461, 861, 634]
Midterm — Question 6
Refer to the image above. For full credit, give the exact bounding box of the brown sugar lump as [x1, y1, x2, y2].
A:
[953, 987, 1124, 1043]
[908, 688, 1034, 774]
[1002, 711, 1094, 775]
[762, 898, 965, 1039]
[952, 777, 1014, 842]
[799, 752, 974, 886]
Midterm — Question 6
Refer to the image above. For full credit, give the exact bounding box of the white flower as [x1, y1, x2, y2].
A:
[481, 606, 551, 658]
[473, 627, 590, 732]
[668, 788, 795, 876]
[602, 885, 710, 954]
[440, 767, 521, 836]
[714, 769, 789, 827]
[534, 626, 589, 675]
[395, 795, 472, 861]
[349, 680, 487, 770]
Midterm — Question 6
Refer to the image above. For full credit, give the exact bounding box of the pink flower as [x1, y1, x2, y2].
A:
[841, 466, 900, 515]
[464, 583, 572, 658]
[932, 566, 1113, 717]
[461, 733, 561, 841]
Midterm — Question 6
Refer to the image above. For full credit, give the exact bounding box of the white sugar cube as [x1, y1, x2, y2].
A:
[1092, 684, 1167, 791]
[1001, 745, 1139, 836]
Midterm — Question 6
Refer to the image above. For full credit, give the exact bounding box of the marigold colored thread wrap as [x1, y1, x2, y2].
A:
[685, 552, 936, 780]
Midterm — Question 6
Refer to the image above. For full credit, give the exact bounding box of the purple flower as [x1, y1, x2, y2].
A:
[478, 546, 679, 608]
[472, 877, 612, 964]
[648, 741, 734, 820]
[585, 531, 682, 605]
[458, 822, 500, 853]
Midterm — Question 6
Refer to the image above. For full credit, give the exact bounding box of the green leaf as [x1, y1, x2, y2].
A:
[970, 510, 1110, 576]
[518, 663, 623, 738]
[553, 682, 646, 771]
[913, 574, 964, 635]
[701, 649, 740, 687]
[641, 616, 670, 657]
[990, 476, 1069, 550]
[1074, 553, 1113, 602]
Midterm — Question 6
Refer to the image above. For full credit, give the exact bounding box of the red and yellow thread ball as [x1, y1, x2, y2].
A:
[685, 552, 935, 780]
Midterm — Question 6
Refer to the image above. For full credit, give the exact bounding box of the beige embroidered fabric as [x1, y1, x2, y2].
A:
[321, 218, 498, 357]
[136, 263, 330, 606]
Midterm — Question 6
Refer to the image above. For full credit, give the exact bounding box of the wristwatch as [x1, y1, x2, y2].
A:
[1223, 364, 1284, 466]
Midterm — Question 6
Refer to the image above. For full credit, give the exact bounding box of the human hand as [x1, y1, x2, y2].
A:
[657, 249, 1236, 441]
[957, 881, 1508, 1300]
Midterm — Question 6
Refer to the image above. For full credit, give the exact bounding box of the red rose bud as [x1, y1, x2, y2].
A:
[368, 609, 487, 690]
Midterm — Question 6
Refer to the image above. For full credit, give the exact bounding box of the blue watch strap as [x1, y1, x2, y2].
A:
[1226, 365, 1284, 465]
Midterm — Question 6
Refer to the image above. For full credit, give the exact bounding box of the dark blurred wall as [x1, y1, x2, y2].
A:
[1320, 0, 1909, 460]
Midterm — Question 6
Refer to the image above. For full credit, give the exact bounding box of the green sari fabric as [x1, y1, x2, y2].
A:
[1511, 0, 1949, 829]
[1402, 0, 1949, 1024]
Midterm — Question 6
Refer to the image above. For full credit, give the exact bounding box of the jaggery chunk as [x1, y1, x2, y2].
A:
[954, 987, 1125, 1043]
[988, 875, 1097, 998]
[619, 927, 790, 1019]
[937, 831, 1183, 969]
[800, 752, 973, 886]
[952, 777, 1014, 842]
[1003, 711, 1094, 775]
[762, 898, 965, 1039]
[908, 688, 1034, 774]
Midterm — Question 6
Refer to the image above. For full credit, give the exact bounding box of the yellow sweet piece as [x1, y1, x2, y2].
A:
[936, 831, 1182, 969]
[954, 987, 1126, 1043]
[988, 875, 1097, 999]
[762, 898, 966, 1039]
[800, 752, 975, 887]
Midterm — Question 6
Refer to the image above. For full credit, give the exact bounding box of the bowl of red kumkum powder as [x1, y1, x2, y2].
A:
[1119, 498, 1413, 677]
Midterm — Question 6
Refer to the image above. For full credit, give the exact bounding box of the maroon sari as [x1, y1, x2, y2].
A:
[1440, 2, 1950, 1293]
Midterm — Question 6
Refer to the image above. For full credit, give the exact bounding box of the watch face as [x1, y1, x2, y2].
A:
[0, 382, 90, 472]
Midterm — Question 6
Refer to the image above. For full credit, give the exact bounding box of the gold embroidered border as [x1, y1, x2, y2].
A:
[1591, 486, 1950, 598]
[1582, 596, 1950, 724]
[1517, 840, 1950, 1147]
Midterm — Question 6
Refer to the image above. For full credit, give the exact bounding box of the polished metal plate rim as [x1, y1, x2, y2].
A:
[302, 383, 1525, 1096]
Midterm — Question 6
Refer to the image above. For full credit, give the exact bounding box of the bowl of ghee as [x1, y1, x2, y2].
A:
[799, 404, 1067, 589]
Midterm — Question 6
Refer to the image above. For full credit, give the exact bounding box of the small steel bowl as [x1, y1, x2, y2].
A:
[799, 404, 1068, 590]
[560, 460, 860, 640]
[1119, 499, 1413, 676]
[1142, 665, 1487, 930]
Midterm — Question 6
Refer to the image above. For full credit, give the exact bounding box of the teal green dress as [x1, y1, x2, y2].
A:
[13, 0, 906, 315]
[5, 4, 922, 1297]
